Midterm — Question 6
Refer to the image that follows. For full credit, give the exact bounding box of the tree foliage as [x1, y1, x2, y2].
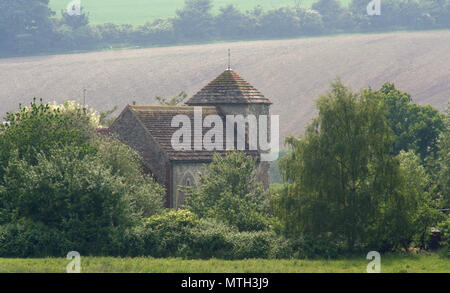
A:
[0, 147, 132, 251]
[185, 152, 270, 232]
[2, 0, 450, 56]
[275, 81, 413, 250]
[173, 0, 215, 41]
[0, 99, 165, 256]
[397, 150, 444, 248]
[377, 83, 445, 160]
[0, 99, 98, 172]
[60, 6, 89, 29]
[437, 105, 450, 208]
[155, 91, 188, 106]
[0, 0, 54, 53]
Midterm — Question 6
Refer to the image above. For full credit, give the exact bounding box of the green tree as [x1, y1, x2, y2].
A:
[185, 152, 270, 232]
[438, 104, 450, 208]
[96, 137, 165, 218]
[99, 106, 118, 127]
[311, 0, 346, 30]
[215, 5, 248, 39]
[60, 6, 89, 29]
[298, 8, 324, 35]
[275, 81, 409, 250]
[260, 7, 301, 38]
[173, 0, 215, 41]
[0, 146, 132, 254]
[0, 0, 55, 53]
[155, 91, 188, 106]
[0, 99, 98, 173]
[377, 82, 445, 161]
[397, 150, 444, 249]
[0, 100, 165, 255]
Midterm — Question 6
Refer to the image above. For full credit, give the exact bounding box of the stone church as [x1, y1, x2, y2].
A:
[109, 69, 273, 209]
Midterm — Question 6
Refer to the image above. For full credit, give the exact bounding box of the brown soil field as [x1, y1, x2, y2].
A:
[1, 30, 449, 142]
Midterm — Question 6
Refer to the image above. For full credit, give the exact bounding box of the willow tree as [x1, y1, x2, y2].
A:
[275, 81, 412, 250]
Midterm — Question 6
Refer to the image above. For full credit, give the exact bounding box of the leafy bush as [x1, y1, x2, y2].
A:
[186, 218, 235, 259]
[185, 152, 270, 232]
[140, 210, 198, 257]
[0, 100, 98, 172]
[226, 231, 273, 259]
[437, 217, 450, 257]
[0, 147, 134, 255]
[287, 235, 341, 259]
[186, 219, 286, 260]
[117, 215, 340, 260]
[0, 100, 165, 257]
[397, 150, 445, 249]
[95, 137, 165, 218]
[0, 220, 72, 257]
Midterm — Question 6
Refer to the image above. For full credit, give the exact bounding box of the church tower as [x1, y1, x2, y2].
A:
[185, 69, 273, 187]
[185, 69, 272, 123]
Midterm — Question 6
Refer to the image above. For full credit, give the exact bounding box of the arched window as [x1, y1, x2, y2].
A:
[181, 171, 196, 188]
[176, 171, 197, 209]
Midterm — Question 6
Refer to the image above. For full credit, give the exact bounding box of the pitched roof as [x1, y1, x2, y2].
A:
[186, 70, 272, 106]
[128, 105, 259, 162]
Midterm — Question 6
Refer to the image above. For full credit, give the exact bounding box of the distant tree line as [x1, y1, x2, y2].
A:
[1, 0, 450, 56]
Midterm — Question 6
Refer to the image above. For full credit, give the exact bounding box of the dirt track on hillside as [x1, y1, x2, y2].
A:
[1, 30, 449, 142]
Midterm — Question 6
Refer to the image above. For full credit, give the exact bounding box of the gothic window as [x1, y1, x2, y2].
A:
[176, 171, 197, 209]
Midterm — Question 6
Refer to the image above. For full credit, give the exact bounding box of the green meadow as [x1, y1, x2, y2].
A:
[49, 0, 351, 25]
[0, 254, 448, 273]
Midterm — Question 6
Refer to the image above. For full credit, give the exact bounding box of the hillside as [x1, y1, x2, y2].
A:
[1, 30, 449, 143]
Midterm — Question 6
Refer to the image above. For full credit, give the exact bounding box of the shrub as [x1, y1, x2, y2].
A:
[226, 231, 273, 259]
[287, 235, 341, 259]
[0, 100, 165, 257]
[0, 100, 98, 173]
[185, 152, 270, 232]
[95, 137, 165, 218]
[186, 218, 235, 259]
[437, 217, 450, 257]
[0, 220, 72, 257]
[0, 146, 135, 255]
[142, 210, 198, 257]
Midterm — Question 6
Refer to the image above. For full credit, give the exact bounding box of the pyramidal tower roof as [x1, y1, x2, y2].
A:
[186, 70, 272, 106]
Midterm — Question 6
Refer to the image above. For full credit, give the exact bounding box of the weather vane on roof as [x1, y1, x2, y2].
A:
[227, 48, 231, 71]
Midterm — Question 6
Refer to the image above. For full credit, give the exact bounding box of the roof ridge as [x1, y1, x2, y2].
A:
[130, 105, 218, 110]
[186, 70, 272, 106]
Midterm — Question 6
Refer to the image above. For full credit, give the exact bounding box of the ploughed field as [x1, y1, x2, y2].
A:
[1, 30, 449, 142]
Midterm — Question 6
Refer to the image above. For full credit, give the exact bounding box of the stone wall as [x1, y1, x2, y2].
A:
[218, 104, 271, 188]
[109, 106, 172, 207]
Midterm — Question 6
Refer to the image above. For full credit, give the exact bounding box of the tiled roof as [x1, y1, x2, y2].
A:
[186, 70, 272, 105]
[129, 105, 259, 162]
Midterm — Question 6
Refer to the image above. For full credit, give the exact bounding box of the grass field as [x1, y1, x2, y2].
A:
[0, 254, 448, 273]
[49, 0, 350, 25]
